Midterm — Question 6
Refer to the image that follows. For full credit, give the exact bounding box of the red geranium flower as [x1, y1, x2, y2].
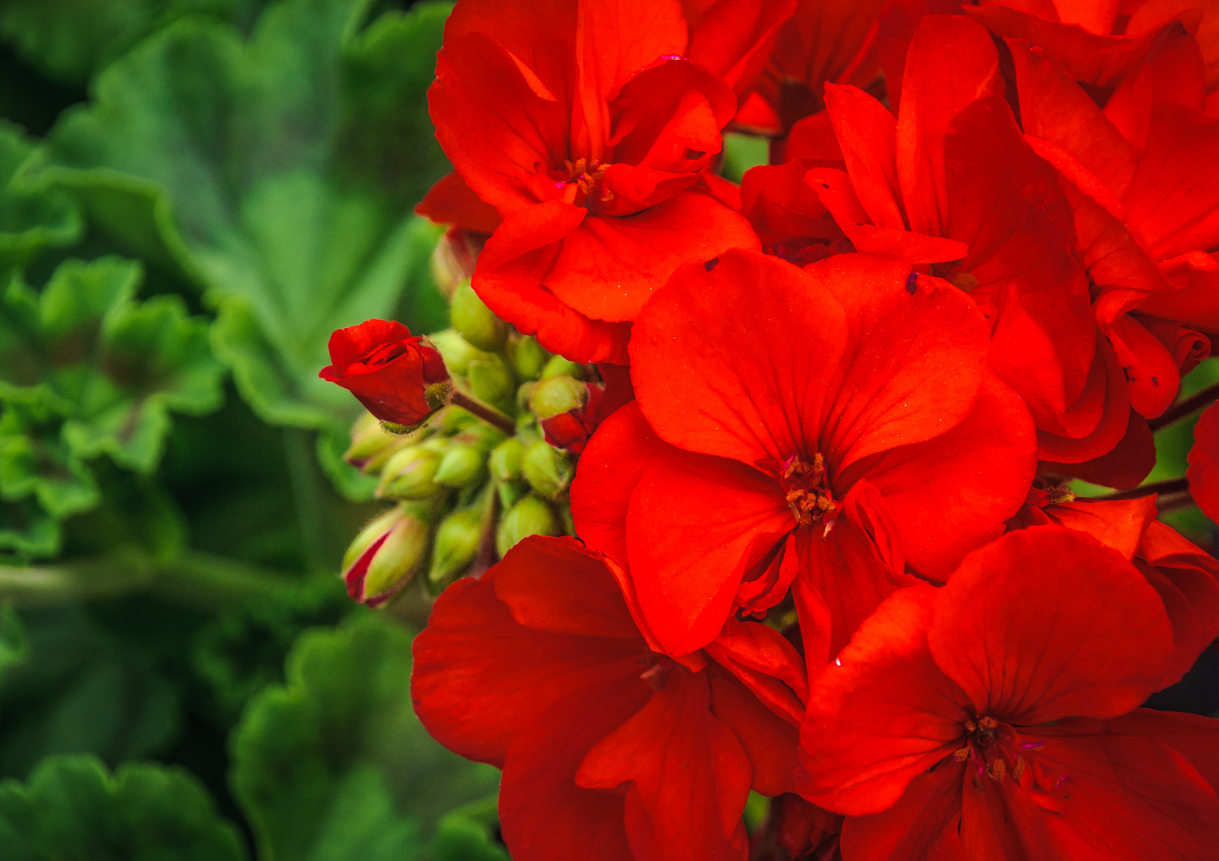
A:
[318, 319, 450, 427]
[420, 0, 768, 363]
[797, 525, 1219, 860]
[1011, 490, 1219, 689]
[1188, 402, 1219, 521]
[571, 248, 1036, 658]
[412, 535, 805, 861]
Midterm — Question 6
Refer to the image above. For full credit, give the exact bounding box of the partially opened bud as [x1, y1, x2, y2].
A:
[377, 445, 441, 499]
[429, 506, 483, 584]
[342, 503, 430, 606]
[430, 226, 481, 299]
[451, 280, 507, 351]
[521, 439, 572, 499]
[320, 320, 450, 429]
[496, 493, 560, 557]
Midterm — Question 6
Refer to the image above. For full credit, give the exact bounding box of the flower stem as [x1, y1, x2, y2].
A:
[1094, 476, 1190, 501]
[1149, 381, 1219, 431]
[450, 390, 517, 436]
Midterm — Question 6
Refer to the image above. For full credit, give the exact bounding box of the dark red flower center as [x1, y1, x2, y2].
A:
[765, 453, 837, 528]
[552, 157, 614, 210]
[953, 715, 1043, 784]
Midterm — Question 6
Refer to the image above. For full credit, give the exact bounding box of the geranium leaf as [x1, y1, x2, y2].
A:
[0, 755, 247, 860]
[42, 0, 452, 496]
[230, 614, 500, 861]
[0, 121, 81, 270]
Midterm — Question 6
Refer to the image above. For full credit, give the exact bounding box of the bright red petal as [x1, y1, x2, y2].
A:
[1187, 401, 1219, 522]
[823, 83, 904, 230]
[1138, 520, 1219, 688]
[416, 171, 503, 234]
[838, 766, 966, 861]
[546, 191, 759, 323]
[630, 247, 848, 465]
[810, 257, 990, 472]
[927, 526, 1176, 725]
[796, 585, 970, 816]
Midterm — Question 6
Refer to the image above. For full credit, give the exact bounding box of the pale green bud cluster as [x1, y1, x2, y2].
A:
[340, 305, 598, 603]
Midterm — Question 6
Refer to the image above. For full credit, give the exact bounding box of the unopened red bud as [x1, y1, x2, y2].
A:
[320, 320, 451, 429]
[429, 226, 481, 299]
[342, 503, 431, 606]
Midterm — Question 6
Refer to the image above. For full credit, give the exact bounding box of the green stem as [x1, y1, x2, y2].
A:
[0, 550, 299, 608]
[450, 390, 517, 436]
[1093, 476, 1190, 501]
[1149, 381, 1219, 431]
[284, 427, 330, 576]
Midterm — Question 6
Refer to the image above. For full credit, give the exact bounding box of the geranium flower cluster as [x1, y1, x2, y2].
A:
[323, 1, 1219, 858]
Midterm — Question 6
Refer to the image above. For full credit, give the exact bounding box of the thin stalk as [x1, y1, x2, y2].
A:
[284, 427, 330, 576]
[1149, 381, 1219, 431]
[450, 390, 517, 436]
[0, 550, 298, 608]
[1156, 492, 1197, 515]
[1094, 476, 1190, 501]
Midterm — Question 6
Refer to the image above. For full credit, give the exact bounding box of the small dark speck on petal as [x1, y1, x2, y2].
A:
[1151, 376, 1159, 387]
[905, 272, 918, 294]
[705, 258, 719, 271]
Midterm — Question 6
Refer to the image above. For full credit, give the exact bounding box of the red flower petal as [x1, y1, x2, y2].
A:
[630, 247, 848, 464]
[796, 585, 970, 816]
[416, 171, 503, 234]
[838, 767, 966, 861]
[1188, 401, 1219, 522]
[928, 526, 1176, 725]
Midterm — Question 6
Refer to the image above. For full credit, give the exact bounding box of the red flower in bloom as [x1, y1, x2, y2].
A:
[412, 535, 806, 861]
[571, 249, 1036, 659]
[540, 364, 635, 455]
[1189, 402, 1219, 521]
[1011, 490, 1219, 689]
[319, 320, 450, 427]
[420, 0, 766, 363]
[776, 15, 1138, 466]
[797, 526, 1219, 860]
[967, 0, 1219, 101]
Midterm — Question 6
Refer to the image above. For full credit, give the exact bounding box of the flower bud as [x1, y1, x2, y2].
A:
[429, 329, 489, 376]
[521, 439, 572, 499]
[488, 438, 524, 482]
[506, 334, 549, 381]
[450, 280, 508, 352]
[319, 320, 450, 429]
[342, 503, 430, 606]
[540, 355, 588, 380]
[433, 442, 487, 487]
[496, 494, 560, 557]
[497, 478, 528, 510]
[467, 354, 515, 407]
[430, 227, 481, 299]
[529, 375, 588, 421]
[429, 506, 483, 584]
[377, 445, 441, 499]
[344, 412, 400, 469]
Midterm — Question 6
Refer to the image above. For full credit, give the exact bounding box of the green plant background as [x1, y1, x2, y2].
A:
[0, 1, 507, 857]
[0, 2, 1212, 858]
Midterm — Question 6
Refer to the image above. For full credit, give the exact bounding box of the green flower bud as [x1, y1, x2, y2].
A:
[344, 412, 400, 469]
[496, 478, 528, 510]
[496, 494, 560, 557]
[450, 280, 507, 351]
[488, 438, 524, 482]
[429, 506, 483, 584]
[506, 334, 549, 381]
[529, 374, 589, 421]
[440, 406, 479, 434]
[541, 355, 587, 380]
[433, 442, 487, 487]
[521, 439, 572, 499]
[342, 503, 430, 606]
[468, 354, 515, 408]
[377, 445, 441, 499]
[429, 329, 489, 376]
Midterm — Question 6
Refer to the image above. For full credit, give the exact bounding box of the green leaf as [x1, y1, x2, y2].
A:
[0, 257, 225, 476]
[44, 0, 453, 451]
[0, 404, 100, 518]
[231, 614, 500, 861]
[0, 497, 59, 560]
[0, 603, 28, 679]
[0, 0, 266, 86]
[0, 755, 247, 861]
[0, 121, 81, 270]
